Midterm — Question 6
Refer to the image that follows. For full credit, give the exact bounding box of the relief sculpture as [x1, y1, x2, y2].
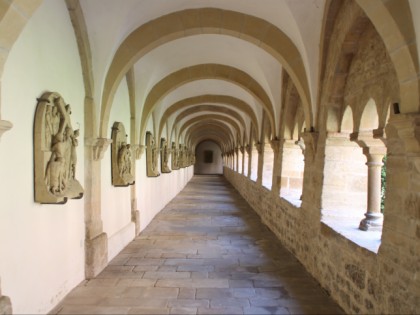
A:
[171, 142, 179, 170]
[34, 92, 83, 204]
[146, 131, 159, 177]
[111, 122, 134, 186]
[160, 138, 171, 173]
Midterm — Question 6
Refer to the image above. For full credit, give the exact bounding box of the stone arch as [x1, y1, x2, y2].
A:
[0, 0, 42, 138]
[181, 119, 237, 147]
[340, 105, 353, 133]
[191, 136, 226, 152]
[318, 1, 371, 131]
[319, 0, 419, 128]
[177, 114, 242, 144]
[100, 8, 312, 136]
[168, 105, 247, 141]
[134, 64, 274, 145]
[158, 95, 258, 140]
[188, 126, 234, 150]
[356, 0, 420, 114]
[359, 98, 379, 131]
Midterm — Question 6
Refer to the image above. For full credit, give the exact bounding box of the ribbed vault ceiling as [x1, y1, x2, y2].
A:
[79, 0, 326, 151]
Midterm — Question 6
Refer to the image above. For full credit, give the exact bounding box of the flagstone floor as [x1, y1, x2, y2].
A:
[52, 175, 344, 315]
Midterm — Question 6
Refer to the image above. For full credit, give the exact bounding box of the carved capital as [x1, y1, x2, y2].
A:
[0, 120, 13, 141]
[270, 139, 281, 153]
[245, 144, 251, 155]
[350, 130, 385, 148]
[300, 132, 318, 157]
[387, 113, 420, 154]
[87, 137, 112, 161]
[132, 144, 145, 160]
[255, 142, 263, 154]
[239, 146, 245, 154]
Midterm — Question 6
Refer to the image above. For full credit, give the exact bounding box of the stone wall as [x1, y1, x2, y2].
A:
[224, 167, 419, 314]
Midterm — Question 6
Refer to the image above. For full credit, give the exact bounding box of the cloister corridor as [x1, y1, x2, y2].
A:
[51, 175, 343, 315]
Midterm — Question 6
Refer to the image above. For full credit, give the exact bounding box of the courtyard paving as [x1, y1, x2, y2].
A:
[52, 175, 344, 315]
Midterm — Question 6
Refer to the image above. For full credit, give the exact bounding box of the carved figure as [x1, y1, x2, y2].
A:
[34, 92, 84, 203]
[45, 106, 53, 149]
[111, 122, 134, 186]
[118, 142, 132, 177]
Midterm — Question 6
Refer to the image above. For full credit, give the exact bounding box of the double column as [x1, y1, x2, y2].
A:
[351, 131, 386, 231]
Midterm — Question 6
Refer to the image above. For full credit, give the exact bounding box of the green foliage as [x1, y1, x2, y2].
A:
[381, 155, 387, 213]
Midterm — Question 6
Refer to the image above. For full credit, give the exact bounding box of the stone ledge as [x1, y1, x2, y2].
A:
[321, 219, 382, 253]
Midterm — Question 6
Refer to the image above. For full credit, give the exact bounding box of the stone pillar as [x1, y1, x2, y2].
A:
[350, 131, 386, 231]
[359, 147, 386, 231]
[235, 147, 239, 172]
[240, 146, 245, 175]
[256, 142, 264, 185]
[270, 139, 281, 194]
[85, 137, 111, 278]
[0, 278, 12, 315]
[246, 145, 252, 178]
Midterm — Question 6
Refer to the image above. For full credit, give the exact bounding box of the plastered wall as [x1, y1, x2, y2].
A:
[0, 1, 85, 313]
[194, 141, 223, 175]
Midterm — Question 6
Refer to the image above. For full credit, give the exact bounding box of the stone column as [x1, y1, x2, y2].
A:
[240, 146, 245, 175]
[256, 142, 264, 185]
[359, 147, 386, 231]
[85, 137, 111, 278]
[235, 147, 239, 172]
[270, 139, 281, 194]
[350, 131, 386, 231]
[246, 145, 252, 178]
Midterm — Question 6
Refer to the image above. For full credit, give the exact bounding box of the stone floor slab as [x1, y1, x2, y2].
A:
[51, 175, 343, 315]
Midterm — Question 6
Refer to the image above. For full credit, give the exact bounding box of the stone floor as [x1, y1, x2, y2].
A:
[52, 175, 344, 315]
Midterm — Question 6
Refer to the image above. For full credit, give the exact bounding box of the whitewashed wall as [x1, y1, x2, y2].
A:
[101, 77, 134, 261]
[0, 0, 85, 313]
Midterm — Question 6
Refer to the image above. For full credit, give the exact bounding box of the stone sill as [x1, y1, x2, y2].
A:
[280, 191, 302, 208]
[321, 218, 382, 253]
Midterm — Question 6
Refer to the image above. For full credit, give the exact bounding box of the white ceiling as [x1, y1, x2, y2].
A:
[80, 0, 326, 146]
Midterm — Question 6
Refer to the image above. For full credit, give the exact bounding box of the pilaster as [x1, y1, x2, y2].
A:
[0, 120, 12, 141]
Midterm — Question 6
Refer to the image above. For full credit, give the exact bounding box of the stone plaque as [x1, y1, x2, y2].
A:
[111, 122, 134, 186]
[34, 92, 83, 204]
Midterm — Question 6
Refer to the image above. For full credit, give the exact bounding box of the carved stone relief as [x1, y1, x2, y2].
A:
[160, 138, 171, 173]
[171, 142, 179, 170]
[146, 131, 159, 177]
[34, 92, 84, 204]
[111, 122, 134, 186]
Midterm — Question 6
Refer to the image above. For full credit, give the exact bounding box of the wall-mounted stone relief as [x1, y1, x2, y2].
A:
[146, 131, 159, 177]
[160, 138, 171, 173]
[34, 92, 84, 204]
[111, 122, 134, 186]
[171, 142, 179, 170]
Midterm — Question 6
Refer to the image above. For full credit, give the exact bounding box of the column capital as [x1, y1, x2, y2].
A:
[245, 144, 251, 155]
[255, 142, 263, 154]
[132, 144, 146, 160]
[351, 130, 386, 148]
[300, 131, 318, 157]
[0, 120, 13, 142]
[86, 137, 112, 161]
[270, 139, 281, 153]
[239, 146, 245, 154]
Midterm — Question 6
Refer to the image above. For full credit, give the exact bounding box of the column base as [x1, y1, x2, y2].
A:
[85, 232, 108, 279]
[132, 210, 140, 235]
[0, 295, 12, 314]
[359, 212, 383, 231]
